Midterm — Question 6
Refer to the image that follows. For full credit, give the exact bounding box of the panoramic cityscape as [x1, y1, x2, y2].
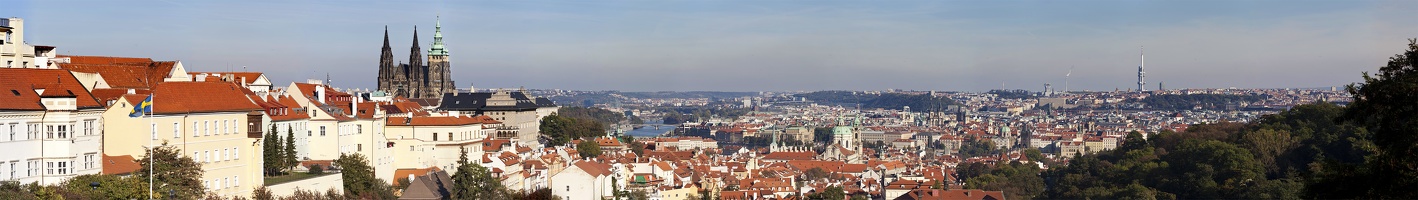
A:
[2, 1, 1418, 200]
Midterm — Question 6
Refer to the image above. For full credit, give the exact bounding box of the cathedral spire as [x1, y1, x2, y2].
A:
[382, 26, 391, 50]
[429, 15, 449, 56]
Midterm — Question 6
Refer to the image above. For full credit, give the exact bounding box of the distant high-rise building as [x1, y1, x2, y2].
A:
[1138, 47, 1146, 92]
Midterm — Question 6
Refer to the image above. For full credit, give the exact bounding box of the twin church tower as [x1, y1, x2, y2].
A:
[378, 17, 455, 99]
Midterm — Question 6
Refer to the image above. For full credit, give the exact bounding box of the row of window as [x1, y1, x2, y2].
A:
[151, 120, 242, 140]
[205, 175, 240, 192]
[192, 148, 239, 163]
[1, 120, 97, 141]
[430, 130, 482, 142]
[0, 154, 96, 180]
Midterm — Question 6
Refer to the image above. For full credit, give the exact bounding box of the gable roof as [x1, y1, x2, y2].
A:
[0, 68, 103, 110]
[399, 170, 453, 200]
[142, 82, 262, 114]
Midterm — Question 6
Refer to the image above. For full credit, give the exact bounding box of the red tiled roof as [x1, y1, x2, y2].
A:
[90, 88, 149, 107]
[138, 82, 262, 114]
[573, 161, 613, 176]
[897, 189, 1005, 200]
[187, 72, 264, 85]
[101, 154, 141, 175]
[60, 55, 154, 65]
[762, 151, 816, 160]
[392, 167, 443, 186]
[58, 56, 177, 89]
[0, 68, 103, 110]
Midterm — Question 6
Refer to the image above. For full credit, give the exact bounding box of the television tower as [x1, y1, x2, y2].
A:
[1137, 46, 1146, 92]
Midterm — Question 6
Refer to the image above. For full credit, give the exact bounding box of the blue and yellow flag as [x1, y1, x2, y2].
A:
[129, 95, 152, 118]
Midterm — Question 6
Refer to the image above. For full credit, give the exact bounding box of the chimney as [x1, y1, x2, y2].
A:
[315, 85, 326, 104]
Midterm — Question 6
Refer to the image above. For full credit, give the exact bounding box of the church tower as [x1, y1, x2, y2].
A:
[378, 26, 394, 90]
[408, 26, 426, 98]
[427, 16, 454, 98]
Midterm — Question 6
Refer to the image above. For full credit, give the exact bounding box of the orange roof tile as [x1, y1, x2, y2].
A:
[101, 154, 141, 175]
[140, 82, 262, 114]
[0, 68, 103, 110]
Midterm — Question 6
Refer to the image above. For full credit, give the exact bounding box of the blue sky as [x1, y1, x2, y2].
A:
[6, 0, 1417, 92]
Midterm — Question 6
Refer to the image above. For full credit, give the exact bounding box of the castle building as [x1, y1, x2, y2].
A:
[378, 18, 455, 99]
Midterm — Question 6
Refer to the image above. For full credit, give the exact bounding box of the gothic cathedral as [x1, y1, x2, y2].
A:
[378, 18, 455, 99]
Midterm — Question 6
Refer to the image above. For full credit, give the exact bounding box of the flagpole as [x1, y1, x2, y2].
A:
[148, 94, 154, 199]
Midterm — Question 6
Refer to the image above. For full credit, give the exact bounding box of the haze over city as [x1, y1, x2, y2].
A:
[6, 0, 1418, 91]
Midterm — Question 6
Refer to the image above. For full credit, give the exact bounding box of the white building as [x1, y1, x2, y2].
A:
[550, 161, 615, 200]
[0, 68, 105, 185]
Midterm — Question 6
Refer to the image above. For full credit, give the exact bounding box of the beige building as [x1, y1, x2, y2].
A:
[1, 17, 59, 69]
[102, 82, 264, 198]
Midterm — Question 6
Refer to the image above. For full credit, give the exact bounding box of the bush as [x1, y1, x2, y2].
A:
[308, 164, 324, 175]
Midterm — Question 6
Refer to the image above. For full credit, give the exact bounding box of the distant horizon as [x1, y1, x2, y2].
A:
[6, 0, 1416, 91]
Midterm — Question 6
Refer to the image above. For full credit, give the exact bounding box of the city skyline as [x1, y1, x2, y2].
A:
[5, 0, 1418, 91]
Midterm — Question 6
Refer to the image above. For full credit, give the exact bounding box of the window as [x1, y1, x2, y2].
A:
[222, 177, 228, 189]
[193, 152, 200, 161]
[7, 123, 13, 141]
[84, 154, 94, 169]
[8, 162, 14, 180]
[357, 125, 362, 134]
[220, 120, 226, 135]
[45, 125, 54, 139]
[357, 144, 362, 151]
[320, 126, 325, 136]
[27, 160, 37, 177]
[84, 120, 93, 136]
[233, 148, 239, 160]
[234, 176, 239, 188]
[432, 133, 438, 141]
[219, 149, 226, 161]
[45, 162, 53, 175]
[206, 151, 212, 163]
[447, 133, 452, 141]
[193, 122, 198, 137]
[151, 124, 157, 139]
[28, 124, 37, 140]
[173, 123, 180, 138]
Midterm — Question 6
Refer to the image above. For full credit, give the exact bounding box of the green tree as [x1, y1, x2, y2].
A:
[452, 163, 507, 199]
[1318, 38, 1418, 198]
[336, 153, 395, 199]
[458, 146, 470, 165]
[578, 139, 603, 158]
[1022, 148, 1044, 163]
[285, 125, 298, 171]
[135, 142, 205, 199]
[61, 174, 145, 199]
[540, 114, 574, 146]
[263, 125, 280, 176]
[958, 137, 997, 158]
[813, 127, 834, 144]
[808, 186, 845, 200]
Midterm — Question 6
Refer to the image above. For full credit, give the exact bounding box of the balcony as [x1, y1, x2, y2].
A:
[247, 111, 264, 138]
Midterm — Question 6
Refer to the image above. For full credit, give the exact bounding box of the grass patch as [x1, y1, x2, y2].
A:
[264, 173, 335, 185]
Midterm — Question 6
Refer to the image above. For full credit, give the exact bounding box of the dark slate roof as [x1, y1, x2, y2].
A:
[439, 91, 557, 111]
[399, 170, 453, 200]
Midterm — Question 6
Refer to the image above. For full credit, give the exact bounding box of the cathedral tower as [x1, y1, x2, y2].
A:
[378, 26, 393, 89]
[427, 16, 454, 98]
[408, 26, 426, 97]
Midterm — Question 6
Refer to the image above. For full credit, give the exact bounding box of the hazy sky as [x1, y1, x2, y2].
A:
[6, 0, 1417, 92]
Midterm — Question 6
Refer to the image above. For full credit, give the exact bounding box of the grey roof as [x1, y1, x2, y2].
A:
[399, 170, 453, 200]
[439, 91, 557, 111]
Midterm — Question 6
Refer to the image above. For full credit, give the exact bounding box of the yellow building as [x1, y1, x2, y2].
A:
[103, 82, 264, 198]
